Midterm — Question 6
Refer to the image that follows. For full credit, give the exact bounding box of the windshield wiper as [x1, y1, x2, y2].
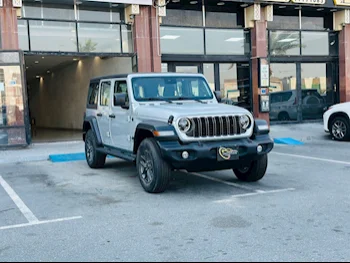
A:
[142, 98, 173, 103]
[176, 97, 206, 104]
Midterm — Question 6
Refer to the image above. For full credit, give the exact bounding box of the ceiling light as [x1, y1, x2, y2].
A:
[330, 8, 337, 12]
[161, 35, 180, 40]
[42, 56, 44, 59]
[317, 8, 324, 11]
[36, 75, 40, 78]
[26, 66, 29, 69]
[278, 38, 297, 43]
[225, 37, 244, 42]
[35, 61, 39, 64]
[190, 1, 198, 4]
[240, 4, 248, 7]
[217, 2, 225, 5]
[172, 0, 180, 2]
[279, 6, 286, 8]
[295, 6, 301, 9]
[76, 1, 82, 5]
[47, 70, 50, 74]
[73, 58, 78, 61]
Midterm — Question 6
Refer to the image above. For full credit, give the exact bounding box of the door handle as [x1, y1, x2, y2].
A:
[97, 113, 102, 117]
[109, 114, 116, 119]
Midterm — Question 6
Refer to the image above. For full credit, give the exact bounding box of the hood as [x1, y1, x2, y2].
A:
[134, 102, 251, 122]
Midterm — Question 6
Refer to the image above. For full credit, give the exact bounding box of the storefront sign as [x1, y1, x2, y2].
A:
[259, 58, 270, 88]
[291, 0, 326, 4]
[334, 0, 350, 6]
[83, 0, 152, 5]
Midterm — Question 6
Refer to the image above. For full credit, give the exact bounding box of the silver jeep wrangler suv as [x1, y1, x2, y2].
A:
[83, 73, 274, 193]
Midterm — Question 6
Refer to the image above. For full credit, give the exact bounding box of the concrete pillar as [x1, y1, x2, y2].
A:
[251, 19, 269, 123]
[133, 6, 161, 73]
[0, 0, 19, 50]
[338, 24, 350, 103]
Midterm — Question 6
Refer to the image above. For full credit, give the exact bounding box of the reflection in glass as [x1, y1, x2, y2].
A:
[301, 63, 328, 120]
[267, 15, 300, 30]
[161, 63, 168, 73]
[269, 31, 300, 56]
[29, 21, 77, 52]
[219, 64, 237, 102]
[301, 16, 324, 30]
[175, 66, 198, 73]
[206, 12, 238, 28]
[78, 23, 121, 53]
[78, 7, 120, 22]
[162, 9, 203, 27]
[23, 3, 75, 20]
[121, 25, 133, 53]
[301, 32, 329, 56]
[269, 64, 297, 122]
[205, 29, 245, 55]
[160, 27, 204, 54]
[18, 20, 29, 51]
[0, 128, 26, 146]
[203, 64, 215, 91]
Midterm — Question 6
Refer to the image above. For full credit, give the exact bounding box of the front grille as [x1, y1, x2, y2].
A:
[188, 116, 242, 138]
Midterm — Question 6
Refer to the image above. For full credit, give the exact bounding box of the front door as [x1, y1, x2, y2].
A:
[110, 79, 132, 151]
[97, 80, 113, 146]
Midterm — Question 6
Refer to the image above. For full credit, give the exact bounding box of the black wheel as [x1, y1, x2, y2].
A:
[85, 129, 106, 168]
[330, 117, 350, 141]
[136, 138, 171, 193]
[278, 112, 290, 121]
[233, 155, 268, 182]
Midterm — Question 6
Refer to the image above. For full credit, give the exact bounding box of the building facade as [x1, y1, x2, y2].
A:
[0, 0, 350, 147]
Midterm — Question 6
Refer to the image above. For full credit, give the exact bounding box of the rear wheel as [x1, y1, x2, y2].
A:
[233, 155, 268, 182]
[278, 112, 290, 121]
[331, 117, 350, 141]
[136, 138, 171, 193]
[85, 129, 106, 168]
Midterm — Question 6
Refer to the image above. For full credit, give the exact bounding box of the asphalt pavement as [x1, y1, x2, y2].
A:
[0, 123, 349, 262]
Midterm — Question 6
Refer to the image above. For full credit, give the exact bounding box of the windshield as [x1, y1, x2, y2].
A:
[131, 76, 214, 102]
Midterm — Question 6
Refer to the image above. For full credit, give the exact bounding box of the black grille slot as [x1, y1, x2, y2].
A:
[187, 116, 243, 138]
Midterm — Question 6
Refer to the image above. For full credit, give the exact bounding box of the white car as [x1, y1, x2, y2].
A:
[323, 102, 350, 141]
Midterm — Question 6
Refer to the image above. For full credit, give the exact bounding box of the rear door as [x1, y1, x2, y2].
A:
[97, 79, 113, 146]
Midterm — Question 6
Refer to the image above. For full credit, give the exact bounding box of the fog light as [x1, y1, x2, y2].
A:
[182, 151, 189, 159]
[257, 145, 263, 153]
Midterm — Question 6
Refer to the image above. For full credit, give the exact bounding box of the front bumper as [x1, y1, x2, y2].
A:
[156, 134, 274, 172]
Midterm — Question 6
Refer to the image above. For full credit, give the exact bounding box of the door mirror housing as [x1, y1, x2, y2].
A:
[114, 94, 129, 109]
[214, 91, 222, 103]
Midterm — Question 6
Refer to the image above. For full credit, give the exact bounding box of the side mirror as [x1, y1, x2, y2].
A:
[214, 91, 222, 103]
[114, 94, 129, 109]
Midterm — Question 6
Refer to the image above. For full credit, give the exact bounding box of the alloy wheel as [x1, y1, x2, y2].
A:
[332, 121, 347, 140]
[139, 150, 154, 186]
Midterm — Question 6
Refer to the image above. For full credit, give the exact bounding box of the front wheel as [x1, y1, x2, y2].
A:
[136, 138, 171, 193]
[331, 117, 350, 141]
[233, 155, 268, 182]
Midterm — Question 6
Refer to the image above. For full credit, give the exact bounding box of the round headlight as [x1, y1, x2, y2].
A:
[178, 118, 191, 133]
[239, 115, 251, 130]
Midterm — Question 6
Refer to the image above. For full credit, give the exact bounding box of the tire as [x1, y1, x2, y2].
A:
[278, 112, 290, 121]
[233, 154, 268, 182]
[85, 129, 106, 169]
[136, 138, 171, 193]
[330, 117, 350, 141]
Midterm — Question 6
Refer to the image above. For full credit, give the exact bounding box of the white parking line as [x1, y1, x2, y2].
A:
[272, 152, 350, 165]
[0, 216, 83, 231]
[214, 188, 295, 203]
[0, 175, 82, 231]
[189, 172, 257, 192]
[0, 176, 39, 223]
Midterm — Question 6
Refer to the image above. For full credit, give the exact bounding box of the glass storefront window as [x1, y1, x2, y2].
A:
[29, 21, 77, 52]
[301, 16, 324, 30]
[219, 64, 237, 102]
[267, 15, 300, 30]
[301, 63, 328, 120]
[205, 29, 246, 55]
[160, 27, 204, 54]
[121, 25, 133, 53]
[203, 64, 215, 91]
[18, 20, 29, 51]
[78, 23, 121, 53]
[175, 66, 199, 73]
[269, 31, 300, 56]
[206, 12, 238, 28]
[161, 63, 168, 73]
[301, 32, 329, 56]
[23, 3, 75, 20]
[269, 63, 297, 122]
[162, 9, 203, 27]
[78, 7, 120, 23]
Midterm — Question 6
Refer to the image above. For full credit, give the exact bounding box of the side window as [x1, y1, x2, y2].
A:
[100, 81, 111, 106]
[114, 80, 129, 107]
[87, 82, 99, 108]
